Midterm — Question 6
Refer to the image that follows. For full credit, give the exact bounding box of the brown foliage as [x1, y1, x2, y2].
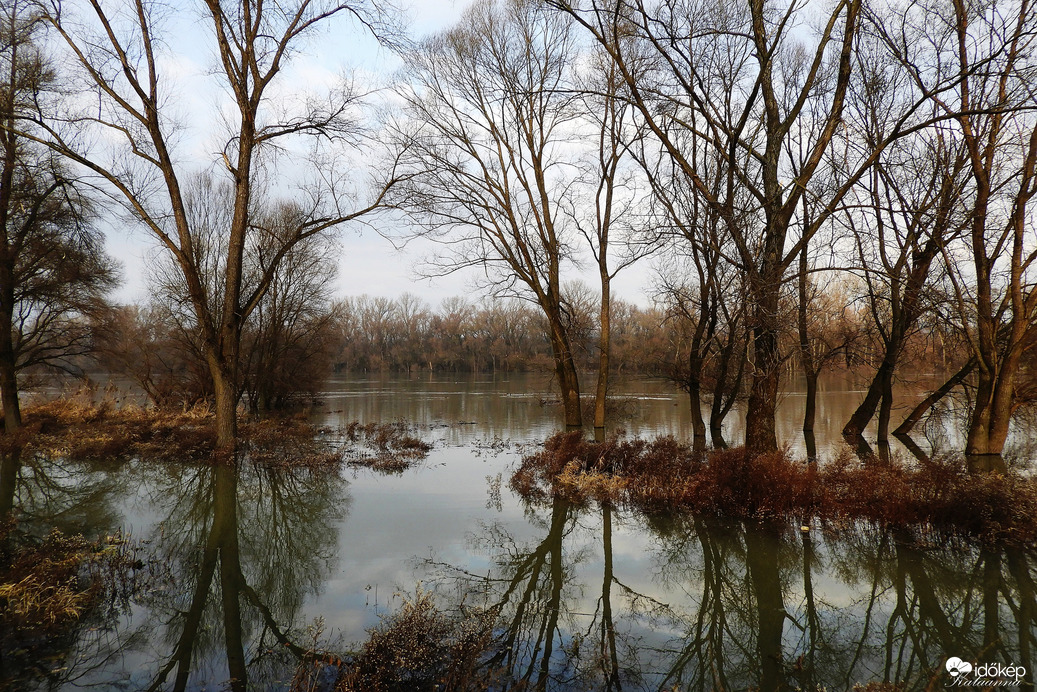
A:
[511, 432, 1037, 547]
[292, 591, 503, 692]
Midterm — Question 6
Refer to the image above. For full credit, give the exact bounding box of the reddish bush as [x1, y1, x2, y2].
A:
[511, 433, 1037, 547]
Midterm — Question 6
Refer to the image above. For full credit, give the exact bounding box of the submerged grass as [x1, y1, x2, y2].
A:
[342, 421, 433, 473]
[511, 432, 1037, 547]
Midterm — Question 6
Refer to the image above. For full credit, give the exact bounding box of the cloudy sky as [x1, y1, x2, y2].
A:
[104, 0, 655, 309]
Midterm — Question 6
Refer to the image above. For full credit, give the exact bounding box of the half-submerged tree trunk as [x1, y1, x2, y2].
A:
[798, 243, 818, 434]
[893, 357, 976, 436]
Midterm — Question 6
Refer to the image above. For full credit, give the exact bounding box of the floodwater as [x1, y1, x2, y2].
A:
[3, 373, 1036, 690]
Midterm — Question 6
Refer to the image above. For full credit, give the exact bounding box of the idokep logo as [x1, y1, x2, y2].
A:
[945, 657, 1027, 687]
[946, 658, 973, 677]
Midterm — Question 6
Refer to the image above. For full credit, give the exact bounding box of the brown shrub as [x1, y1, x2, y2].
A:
[291, 591, 503, 692]
[511, 432, 1037, 547]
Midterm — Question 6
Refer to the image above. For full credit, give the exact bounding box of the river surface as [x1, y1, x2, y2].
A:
[5, 373, 1037, 690]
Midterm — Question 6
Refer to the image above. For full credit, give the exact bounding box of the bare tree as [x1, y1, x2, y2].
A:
[568, 42, 652, 430]
[23, 0, 400, 450]
[835, 29, 971, 442]
[388, 0, 586, 426]
[551, 0, 873, 455]
[869, 0, 1037, 464]
[0, 0, 116, 432]
[240, 204, 340, 411]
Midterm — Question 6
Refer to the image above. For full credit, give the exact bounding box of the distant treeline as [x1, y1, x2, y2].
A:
[94, 282, 963, 419]
[95, 292, 674, 410]
[331, 294, 672, 375]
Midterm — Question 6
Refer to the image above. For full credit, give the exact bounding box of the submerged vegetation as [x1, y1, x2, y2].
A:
[512, 432, 1037, 547]
[291, 591, 502, 692]
[342, 421, 434, 473]
[16, 399, 341, 468]
[0, 524, 143, 689]
[7, 400, 432, 471]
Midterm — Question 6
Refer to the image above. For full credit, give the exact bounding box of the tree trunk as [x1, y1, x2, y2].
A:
[711, 327, 745, 434]
[894, 357, 976, 436]
[212, 361, 238, 453]
[877, 365, 894, 441]
[803, 373, 818, 435]
[745, 312, 781, 456]
[965, 361, 1015, 469]
[843, 357, 894, 439]
[689, 384, 707, 455]
[547, 317, 582, 427]
[797, 209, 817, 434]
[594, 276, 610, 430]
[0, 272, 20, 433]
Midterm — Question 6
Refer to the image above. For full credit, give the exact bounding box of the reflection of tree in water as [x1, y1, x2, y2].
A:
[132, 461, 348, 691]
[428, 497, 655, 691]
[429, 498, 1036, 691]
[648, 518, 1037, 691]
[0, 451, 138, 689]
[0, 451, 123, 538]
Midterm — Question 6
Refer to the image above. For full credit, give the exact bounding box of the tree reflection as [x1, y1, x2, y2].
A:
[138, 461, 347, 691]
[0, 450, 133, 690]
[433, 498, 1037, 691]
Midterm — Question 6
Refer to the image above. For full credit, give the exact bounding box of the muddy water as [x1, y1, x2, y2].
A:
[4, 373, 1036, 690]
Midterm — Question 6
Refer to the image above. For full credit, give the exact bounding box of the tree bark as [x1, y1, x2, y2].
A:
[211, 362, 238, 452]
[745, 292, 781, 456]
[594, 275, 610, 430]
[0, 300, 20, 433]
[547, 315, 582, 427]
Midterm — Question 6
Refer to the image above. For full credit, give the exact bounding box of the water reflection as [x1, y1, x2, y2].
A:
[0, 451, 133, 690]
[429, 498, 1037, 691]
[0, 451, 347, 691]
[137, 461, 348, 690]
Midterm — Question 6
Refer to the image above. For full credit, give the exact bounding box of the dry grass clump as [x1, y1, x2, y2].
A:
[511, 432, 1037, 547]
[20, 399, 344, 468]
[342, 421, 433, 474]
[25, 399, 215, 461]
[291, 591, 502, 692]
[240, 417, 343, 471]
[0, 523, 141, 684]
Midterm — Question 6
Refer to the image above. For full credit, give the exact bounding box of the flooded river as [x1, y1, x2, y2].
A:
[5, 374, 1036, 690]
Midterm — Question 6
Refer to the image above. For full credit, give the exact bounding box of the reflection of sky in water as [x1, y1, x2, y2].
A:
[21, 373, 1037, 690]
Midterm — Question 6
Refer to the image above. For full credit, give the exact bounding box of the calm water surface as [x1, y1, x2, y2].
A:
[6, 374, 1036, 690]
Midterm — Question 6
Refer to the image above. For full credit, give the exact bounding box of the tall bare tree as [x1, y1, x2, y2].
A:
[22, 0, 399, 450]
[389, 0, 586, 426]
[551, 0, 870, 455]
[0, 0, 116, 432]
[868, 0, 1037, 464]
[568, 43, 652, 430]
